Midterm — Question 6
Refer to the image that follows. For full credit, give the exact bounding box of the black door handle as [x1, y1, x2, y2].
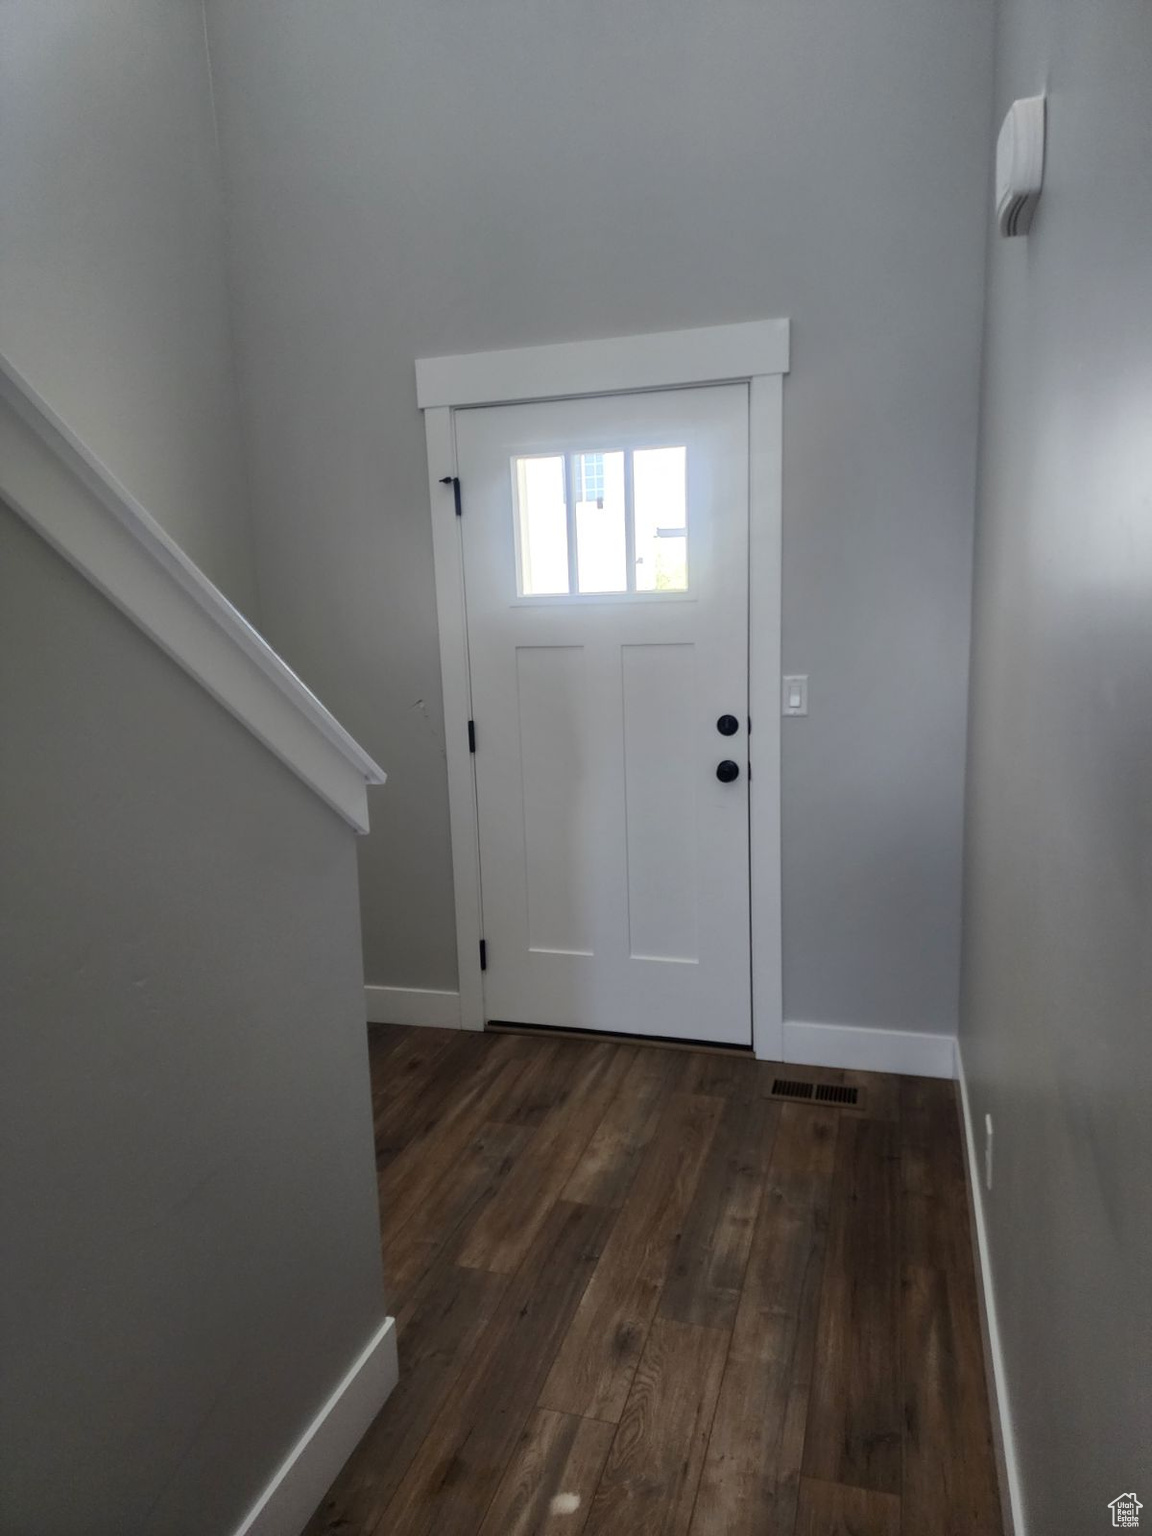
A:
[716, 759, 740, 783]
[716, 714, 739, 736]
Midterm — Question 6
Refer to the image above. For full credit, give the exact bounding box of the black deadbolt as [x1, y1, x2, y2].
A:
[716, 759, 740, 783]
[716, 713, 739, 736]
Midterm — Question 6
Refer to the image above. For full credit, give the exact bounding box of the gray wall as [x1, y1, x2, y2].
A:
[0, 0, 258, 613]
[204, 0, 996, 1031]
[960, 0, 1152, 1528]
[0, 505, 385, 1536]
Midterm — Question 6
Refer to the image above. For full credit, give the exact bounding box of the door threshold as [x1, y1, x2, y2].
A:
[487, 1019, 753, 1056]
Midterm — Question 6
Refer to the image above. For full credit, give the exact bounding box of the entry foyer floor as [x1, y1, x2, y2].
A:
[305, 1025, 1001, 1536]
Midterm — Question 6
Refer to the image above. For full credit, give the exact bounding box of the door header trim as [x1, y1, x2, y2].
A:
[416, 319, 790, 410]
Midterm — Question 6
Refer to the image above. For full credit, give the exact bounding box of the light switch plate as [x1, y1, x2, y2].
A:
[782, 674, 808, 717]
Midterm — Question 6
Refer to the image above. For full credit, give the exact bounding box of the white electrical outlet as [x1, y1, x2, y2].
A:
[984, 1113, 994, 1192]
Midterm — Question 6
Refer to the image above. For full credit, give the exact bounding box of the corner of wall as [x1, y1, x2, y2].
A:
[199, 0, 264, 633]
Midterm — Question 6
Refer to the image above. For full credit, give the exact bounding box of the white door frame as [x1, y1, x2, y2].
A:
[416, 318, 789, 1060]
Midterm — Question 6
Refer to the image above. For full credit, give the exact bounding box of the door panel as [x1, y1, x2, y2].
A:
[517, 645, 593, 955]
[621, 642, 699, 963]
[456, 384, 750, 1045]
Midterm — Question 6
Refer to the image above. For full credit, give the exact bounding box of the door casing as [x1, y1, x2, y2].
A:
[416, 319, 789, 1060]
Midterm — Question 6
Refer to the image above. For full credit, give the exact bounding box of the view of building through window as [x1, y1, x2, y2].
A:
[514, 446, 688, 595]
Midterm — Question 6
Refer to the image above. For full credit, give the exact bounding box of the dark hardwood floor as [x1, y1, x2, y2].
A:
[304, 1025, 1002, 1536]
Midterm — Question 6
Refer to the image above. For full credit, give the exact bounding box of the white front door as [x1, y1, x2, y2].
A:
[456, 384, 750, 1046]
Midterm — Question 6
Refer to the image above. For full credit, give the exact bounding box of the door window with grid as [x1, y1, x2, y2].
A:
[514, 446, 688, 596]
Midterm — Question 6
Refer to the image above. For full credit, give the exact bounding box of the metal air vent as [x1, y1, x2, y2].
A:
[769, 1077, 863, 1110]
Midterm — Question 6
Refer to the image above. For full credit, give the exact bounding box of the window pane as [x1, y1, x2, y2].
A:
[575, 450, 626, 593]
[515, 455, 569, 594]
[633, 446, 688, 591]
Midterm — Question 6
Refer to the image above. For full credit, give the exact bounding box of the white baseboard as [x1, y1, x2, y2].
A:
[232, 1316, 398, 1536]
[364, 985, 462, 1029]
[956, 1045, 1026, 1536]
[782, 1019, 957, 1079]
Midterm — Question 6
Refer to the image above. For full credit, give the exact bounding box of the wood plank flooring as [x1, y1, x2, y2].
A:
[304, 1026, 1002, 1536]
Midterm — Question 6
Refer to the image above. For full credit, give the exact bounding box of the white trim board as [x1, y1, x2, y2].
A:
[748, 373, 784, 1057]
[0, 351, 385, 834]
[232, 1316, 398, 1536]
[783, 1020, 957, 1080]
[956, 1044, 1027, 1536]
[416, 319, 790, 410]
[418, 319, 789, 1057]
[423, 404, 487, 1036]
[365, 985, 462, 1030]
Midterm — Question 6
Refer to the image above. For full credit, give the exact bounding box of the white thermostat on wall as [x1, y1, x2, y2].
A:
[996, 94, 1046, 236]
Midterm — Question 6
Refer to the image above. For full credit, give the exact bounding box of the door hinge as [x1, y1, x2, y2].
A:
[439, 475, 462, 516]
[467, 719, 476, 753]
[479, 938, 487, 971]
